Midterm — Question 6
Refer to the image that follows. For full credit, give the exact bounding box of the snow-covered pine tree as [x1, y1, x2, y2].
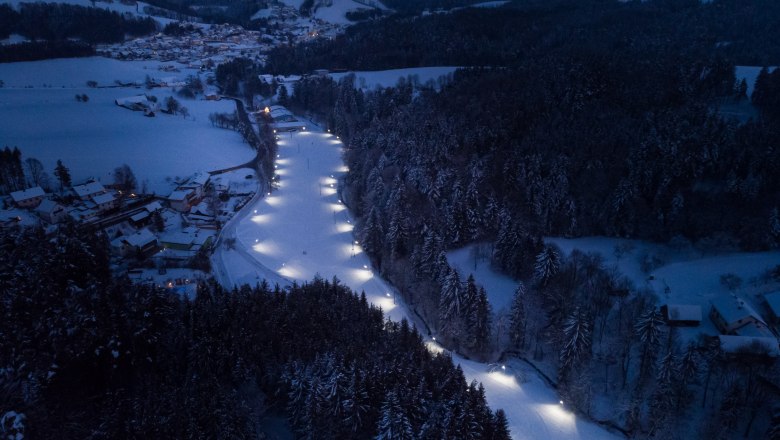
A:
[360, 207, 384, 267]
[508, 282, 527, 350]
[634, 307, 666, 384]
[375, 391, 414, 440]
[438, 268, 463, 338]
[534, 244, 560, 286]
[468, 287, 492, 355]
[559, 307, 592, 383]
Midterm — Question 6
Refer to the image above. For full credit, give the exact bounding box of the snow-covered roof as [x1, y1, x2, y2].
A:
[186, 172, 209, 187]
[10, 186, 45, 202]
[130, 211, 150, 222]
[115, 95, 150, 105]
[765, 291, 780, 317]
[145, 201, 163, 213]
[735, 321, 775, 338]
[168, 189, 192, 201]
[710, 296, 764, 327]
[35, 198, 61, 215]
[663, 304, 702, 322]
[125, 228, 157, 247]
[161, 231, 195, 246]
[73, 181, 105, 198]
[92, 192, 116, 205]
[718, 335, 779, 357]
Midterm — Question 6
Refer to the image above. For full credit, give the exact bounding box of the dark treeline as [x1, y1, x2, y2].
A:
[0, 40, 95, 63]
[0, 2, 156, 61]
[0, 224, 510, 439]
[265, 0, 780, 74]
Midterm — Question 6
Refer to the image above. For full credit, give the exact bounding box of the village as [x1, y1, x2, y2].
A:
[1, 165, 260, 298]
[98, 2, 347, 65]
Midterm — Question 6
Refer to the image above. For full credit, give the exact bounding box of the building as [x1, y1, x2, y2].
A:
[168, 188, 196, 212]
[709, 296, 767, 335]
[10, 186, 45, 208]
[111, 228, 158, 257]
[35, 199, 67, 224]
[92, 192, 118, 213]
[73, 181, 106, 201]
[660, 304, 702, 327]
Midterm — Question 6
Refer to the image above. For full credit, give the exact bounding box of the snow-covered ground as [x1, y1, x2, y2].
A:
[0, 57, 192, 88]
[329, 66, 459, 90]
[276, 0, 381, 25]
[447, 243, 518, 314]
[0, 58, 255, 195]
[735, 65, 778, 98]
[213, 123, 619, 439]
[547, 236, 780, 340]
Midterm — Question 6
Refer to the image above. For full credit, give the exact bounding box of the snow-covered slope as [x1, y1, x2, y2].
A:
[1, 0, 189, 25]
[214, 123, 619, 440]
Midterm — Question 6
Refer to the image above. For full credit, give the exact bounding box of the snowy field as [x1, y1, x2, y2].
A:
[276, 0, 384, 25]
[0, 57, 194, 88]
[213, 123, 619, 440]
[0, 58, 255, 195]
[329, 66, 460, 90]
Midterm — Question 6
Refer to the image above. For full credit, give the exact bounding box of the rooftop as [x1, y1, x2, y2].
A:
[10, 186, 45, 202]
[92, 192, 116, 205]
[710, 295, 765, 327]
[73, 181, 105, 198]
[664, 304, 702, 322]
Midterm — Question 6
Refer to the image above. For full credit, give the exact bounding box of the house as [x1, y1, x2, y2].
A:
[718, 335, 780, 358]
[660, 304, 702, 327]
[115, 95, 157, 116]
[129, 210, 150, 227]
[709, 296, 767, 335]
[92, 192, 118, 213]
[178, 173, 209, 200]
[73, 181, 106, 201]
[10, 186, 45, 208]
[35, 199, 67, 224]
[168, 189, 194, 212]
[111, 228, 158, 257]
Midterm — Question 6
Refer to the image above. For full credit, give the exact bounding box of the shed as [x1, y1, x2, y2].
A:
[660, 304, 702, 327]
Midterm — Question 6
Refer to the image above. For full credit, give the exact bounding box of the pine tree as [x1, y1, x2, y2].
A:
[438, 268, 463, 339]
[469, 287, 492, 355]
[508, 282, 527, 350]
[635, 307, 666, 384]
[492, 409, 511, 440]
[54, 159, 72, 192]
[534, 244, 560, 286]
[375, 391, 414, 440]
[360, 207, 384, 268]
[559, 307, 592, 383]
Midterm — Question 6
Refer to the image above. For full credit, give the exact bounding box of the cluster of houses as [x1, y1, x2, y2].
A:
[661, 293, 780, 358]
[7, 181, 119, 226]
[100, 24, 268, 65]
[2, 171, 226, 269]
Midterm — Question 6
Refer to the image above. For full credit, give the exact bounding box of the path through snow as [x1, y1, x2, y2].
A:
[214, 125, 620, 440]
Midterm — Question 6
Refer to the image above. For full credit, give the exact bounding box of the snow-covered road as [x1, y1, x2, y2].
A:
[214, 125, 621, 440]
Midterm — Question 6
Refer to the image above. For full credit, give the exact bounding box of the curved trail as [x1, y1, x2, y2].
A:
[217, 124, 621, 440]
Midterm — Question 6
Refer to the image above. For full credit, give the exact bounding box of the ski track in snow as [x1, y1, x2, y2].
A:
[215, 124, 620, 440]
